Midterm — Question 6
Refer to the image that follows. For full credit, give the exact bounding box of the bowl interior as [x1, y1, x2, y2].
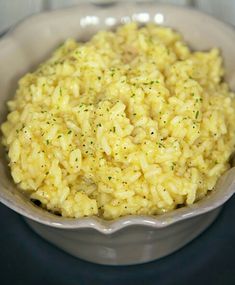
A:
[0, 2, 235, 233]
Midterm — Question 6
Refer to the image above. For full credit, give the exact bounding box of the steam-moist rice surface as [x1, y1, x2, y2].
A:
[1, 23, 235, 219]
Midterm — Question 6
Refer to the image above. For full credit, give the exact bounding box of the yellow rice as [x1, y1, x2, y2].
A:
[1, 23, 235, 219]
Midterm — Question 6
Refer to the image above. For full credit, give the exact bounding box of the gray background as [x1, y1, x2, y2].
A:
[0, 0, 235, 35]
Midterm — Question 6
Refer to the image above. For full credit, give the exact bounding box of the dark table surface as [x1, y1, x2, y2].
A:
[0, 196, 235, 285]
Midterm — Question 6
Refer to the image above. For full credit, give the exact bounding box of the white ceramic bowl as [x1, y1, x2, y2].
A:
[0, 2, 235, 265]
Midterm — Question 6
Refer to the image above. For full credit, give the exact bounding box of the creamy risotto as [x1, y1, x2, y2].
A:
[1, 23, 235, 219]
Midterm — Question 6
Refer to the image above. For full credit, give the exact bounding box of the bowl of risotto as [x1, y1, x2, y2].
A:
[0, 2, 235, 265]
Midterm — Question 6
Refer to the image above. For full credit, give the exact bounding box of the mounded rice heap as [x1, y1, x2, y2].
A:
[2, 23, 235, 219]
